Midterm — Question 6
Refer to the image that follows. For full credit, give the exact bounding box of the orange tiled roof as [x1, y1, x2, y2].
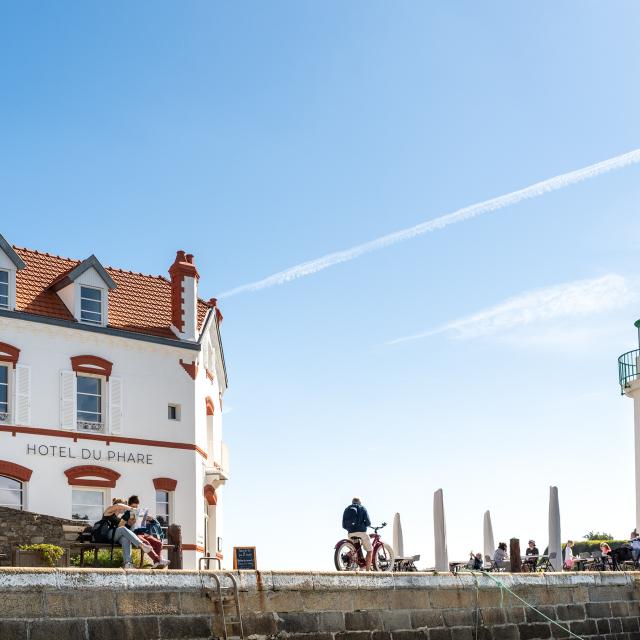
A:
[12, 247, 209, 340]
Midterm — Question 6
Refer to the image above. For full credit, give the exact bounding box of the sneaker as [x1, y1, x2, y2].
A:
[152, 559, 170, 569]
[140, 542, 153, 554]
[123, 562, 135, 569]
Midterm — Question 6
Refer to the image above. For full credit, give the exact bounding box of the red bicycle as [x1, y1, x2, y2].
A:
[334, 523, 395, 571]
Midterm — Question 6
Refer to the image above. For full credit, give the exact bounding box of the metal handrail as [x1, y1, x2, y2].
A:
[618, 349, 640, 394]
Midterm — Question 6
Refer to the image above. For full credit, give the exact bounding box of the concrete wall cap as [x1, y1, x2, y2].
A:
[271, 572, 315, 591]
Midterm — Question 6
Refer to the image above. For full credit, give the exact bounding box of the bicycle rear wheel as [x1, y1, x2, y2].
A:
[374, 543, 395, 572]
[334, 541, 359, 571]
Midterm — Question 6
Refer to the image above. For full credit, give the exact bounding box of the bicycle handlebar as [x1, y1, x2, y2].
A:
[369, 522, 387, 532]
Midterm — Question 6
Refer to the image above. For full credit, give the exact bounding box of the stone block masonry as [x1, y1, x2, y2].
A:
[0, 506, 77, 566]
[1, 569, 640, 639]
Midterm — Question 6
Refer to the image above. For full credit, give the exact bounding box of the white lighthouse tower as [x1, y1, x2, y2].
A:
[619, 319, 640, 530]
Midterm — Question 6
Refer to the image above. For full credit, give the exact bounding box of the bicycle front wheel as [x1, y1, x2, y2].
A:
[374, 543, 395, 572]
[334, 541, 359, 571]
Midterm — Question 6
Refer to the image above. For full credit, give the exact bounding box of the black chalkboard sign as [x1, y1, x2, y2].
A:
[233, 546, 257, 570]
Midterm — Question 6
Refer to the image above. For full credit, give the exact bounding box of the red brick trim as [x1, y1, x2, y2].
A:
[153, 477, 177, 491]
[169, 251, 199, 332]
[204, 484, 217, 506]
[71, 355, 113, 379]
[179, 359, 198, 380]
[0, 342, 20, 368]
[205, 396, 215, 416]
[215, 552, 223, 561]
[64, 465, 121, 488]
[205, 368, 214, 383]
[0, 460, 32, 482]
[182, 544, 206, 553]
[0, 425, 208, 459]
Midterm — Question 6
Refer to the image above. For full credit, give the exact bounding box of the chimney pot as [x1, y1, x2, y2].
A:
[176, 250, 186, 262]
[186, 254, 194, 264]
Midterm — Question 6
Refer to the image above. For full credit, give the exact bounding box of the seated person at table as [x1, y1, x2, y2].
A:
[631, 535, 640, 563]
[469, 552, 483, 570]
[127, 495, 169, 569]
[600, 542, 613, 568]
[564, 540, 575, 569]
[493, 542, 508, 564]
[524, 540, 539, 570]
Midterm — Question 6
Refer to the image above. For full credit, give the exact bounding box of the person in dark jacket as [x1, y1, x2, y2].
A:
[342, 497, 372, 570]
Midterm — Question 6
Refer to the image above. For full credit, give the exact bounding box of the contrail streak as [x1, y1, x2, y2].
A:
[387, 274, 633, 345]
[218, 148, 640, 299]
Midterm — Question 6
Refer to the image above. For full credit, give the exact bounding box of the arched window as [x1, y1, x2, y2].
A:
[0, 475, 23, 510]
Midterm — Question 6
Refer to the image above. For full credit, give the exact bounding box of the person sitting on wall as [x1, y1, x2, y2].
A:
[127, 495, 169, 569]
[95, 498, 153, 569]
[524, 540, 539, 571]
[493, 542, 508, 564]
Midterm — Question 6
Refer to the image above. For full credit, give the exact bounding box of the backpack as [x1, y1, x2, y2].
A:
[342, 505, 359, 531]
[90, 513, 121, 543]
[76, 525, 93, 543]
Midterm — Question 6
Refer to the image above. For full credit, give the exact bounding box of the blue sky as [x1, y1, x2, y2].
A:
[2, 2, 640, 568]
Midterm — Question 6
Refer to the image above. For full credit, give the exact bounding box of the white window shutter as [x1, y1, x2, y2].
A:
[60, 370, 76, 430]
[108, 376, 123, 434]
[14, 365, 31, 425]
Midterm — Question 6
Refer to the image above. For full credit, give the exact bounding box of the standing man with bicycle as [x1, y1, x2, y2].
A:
[342, 497, 373, 570]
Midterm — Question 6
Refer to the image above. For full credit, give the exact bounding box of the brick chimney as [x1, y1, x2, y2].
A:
[169, 250, 199, 341]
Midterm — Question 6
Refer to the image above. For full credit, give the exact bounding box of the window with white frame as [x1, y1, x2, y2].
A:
[155, 490, 171, 533]
[0, 270, 8, 309]
[0, 475, 23, 510]
[77, 375, 103, 431]
[72, 488, 104, 522]
[0, 365, 8, 422]
[80, 286, 102, 325]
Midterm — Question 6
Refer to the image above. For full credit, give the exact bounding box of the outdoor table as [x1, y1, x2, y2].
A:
[449, 561, 469, 573]
[569, 558, 588, 570]
[521, 555, 539, 571]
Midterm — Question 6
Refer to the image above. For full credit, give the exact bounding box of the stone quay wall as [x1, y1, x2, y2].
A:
[1, 569, 640, 640]
[0, 506, 76, 566]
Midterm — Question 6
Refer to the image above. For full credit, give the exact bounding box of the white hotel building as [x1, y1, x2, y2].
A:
[0, 234, 229, 568]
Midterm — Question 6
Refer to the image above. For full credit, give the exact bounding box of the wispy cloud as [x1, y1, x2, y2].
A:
[388, 274, 635, 345]
[217, 149, 640, 298]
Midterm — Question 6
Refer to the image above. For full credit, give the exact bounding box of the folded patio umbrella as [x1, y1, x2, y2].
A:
[483, 510, 495, 561]
[392, 512, 404, 558]
[433, 489, 448, 572]
[548, 485, 562, 571]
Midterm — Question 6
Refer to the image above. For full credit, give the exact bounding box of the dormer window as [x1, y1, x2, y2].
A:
[0, 234, 26, 312]
[0, 270, 8, 309]
[51, 254, 116, 327]
[80, 286, 103, 325]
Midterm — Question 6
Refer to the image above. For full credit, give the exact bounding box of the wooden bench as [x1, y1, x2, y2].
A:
[64, 524, 182, 568]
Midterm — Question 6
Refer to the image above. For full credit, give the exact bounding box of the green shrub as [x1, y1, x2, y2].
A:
[583, 531, 614, 541]
[69, 548, 150, 568]
[18, 544, 65, 566]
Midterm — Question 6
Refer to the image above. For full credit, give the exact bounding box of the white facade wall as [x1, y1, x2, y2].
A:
[0, 312, 228, 569]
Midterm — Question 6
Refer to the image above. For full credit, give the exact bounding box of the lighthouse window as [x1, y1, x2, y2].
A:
[0, 365, 8, 419]
[72, 489, 104, 522]
[0, 476, 23, 510]
[77, 375, 102, 427]
[0, 270, 8, 308]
